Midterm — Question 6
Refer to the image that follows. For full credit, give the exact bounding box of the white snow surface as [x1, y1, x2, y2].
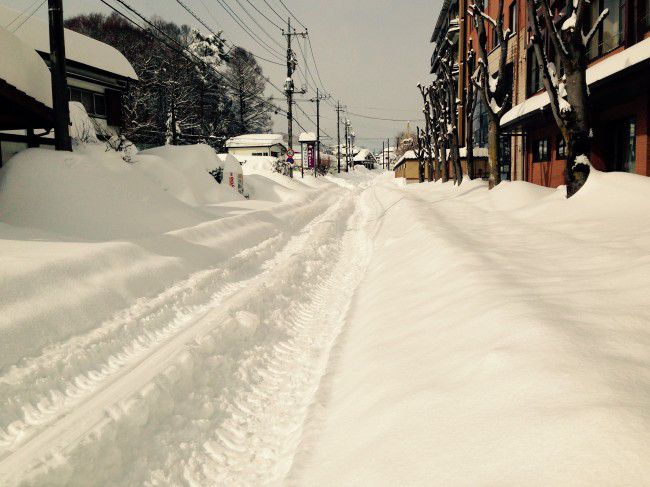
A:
[0, 25, 52, 107]
[1, 151, 650, 486]
[0, 5, 138, 81]
[225, 133, 286, 148]
[501, 36, 650, 126]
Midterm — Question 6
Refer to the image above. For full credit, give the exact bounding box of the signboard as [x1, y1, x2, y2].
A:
[307, 142, 315, 169]
[287, 148, 295, 157]
[287, 156, 294, 165]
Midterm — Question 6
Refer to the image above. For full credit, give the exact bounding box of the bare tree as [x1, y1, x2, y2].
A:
[417, 83, 435, 182]
[222, 47, 273, 134]
[527, 0, 608, 197]
[464, 41, 479, 179]
[437, 43, 463, 185]
[416, 127, 427, 183]
[469, 0, 512, 189]
[429, 80, 449, 182]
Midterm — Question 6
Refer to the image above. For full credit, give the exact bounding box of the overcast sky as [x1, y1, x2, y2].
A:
[3, 0, 443, 150]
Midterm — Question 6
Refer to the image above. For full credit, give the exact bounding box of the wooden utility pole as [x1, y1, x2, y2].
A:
[48, 0, 71, 151]
[315, 88, 320, 177]
[382, 141, 385, 169]
[335, 101, 345, 173]
[386, 138, 390, 170]
[282, 18, 307, 158]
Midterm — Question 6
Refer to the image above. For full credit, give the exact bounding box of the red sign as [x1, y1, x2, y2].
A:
[287, 148, 295, 157]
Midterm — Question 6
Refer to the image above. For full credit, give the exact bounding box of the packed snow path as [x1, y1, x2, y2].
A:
[2, 169, 650, 485]
[0, 172, 381, 486]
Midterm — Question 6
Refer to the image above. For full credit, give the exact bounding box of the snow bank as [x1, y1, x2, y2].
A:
[292, 171, 650, 485]
[0, 147, 208, 240]
[0, 25, 52, 107]
[137, 145, 244, 208]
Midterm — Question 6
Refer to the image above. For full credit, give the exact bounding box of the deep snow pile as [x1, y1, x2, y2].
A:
[137, 145, 244, 208]
[290, 170, 650, 485]
[0, 143, 329, 375]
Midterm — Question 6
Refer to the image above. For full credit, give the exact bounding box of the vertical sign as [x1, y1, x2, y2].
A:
[307, 142, 315, 169]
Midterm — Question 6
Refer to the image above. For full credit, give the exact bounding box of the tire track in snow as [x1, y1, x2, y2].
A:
[177, 180, 379, 486]
[0, 183, 360, 486]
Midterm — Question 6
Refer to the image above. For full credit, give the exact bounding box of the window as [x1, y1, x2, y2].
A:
[473, 97, 489, 148]
[557, 136, 567, 159]
[500, 135, 512, 180]
[612, 117, 636, 172]
[527, 49, 544, 95]
[509, 1, 517, 34]
[586, 0, 626, 59]
[271, 151, 279, 157]
[68, 87, 107, 118]
[533, 139, 549, 162]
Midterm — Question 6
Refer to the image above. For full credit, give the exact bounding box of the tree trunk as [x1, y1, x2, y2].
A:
[563, 64, 592, 197]
[450, 130, 463, 185]
[441, 141, 449, 183]
[487, 118, 501, 189]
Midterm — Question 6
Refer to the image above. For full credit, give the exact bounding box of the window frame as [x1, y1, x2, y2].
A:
[533, 138, 549, 162]
[509, 1, 517, 35]
[68, 86, 107, 119]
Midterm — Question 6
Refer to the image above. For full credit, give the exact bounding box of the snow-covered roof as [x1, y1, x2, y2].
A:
[502, 37, 650, 127]
[396, 150, 419, 165]
[353, 149, 376, 162]
[0, 26, 52, 107]
[299, 132, 317, 143]
[225, 133, 287, 149]
[0, 6, 138, 81]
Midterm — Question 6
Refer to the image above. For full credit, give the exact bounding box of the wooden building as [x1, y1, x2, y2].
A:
[0, 6, 138, 165]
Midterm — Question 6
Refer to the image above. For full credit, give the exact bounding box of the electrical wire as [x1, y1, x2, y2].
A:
[10, 0, 47, 32]
[276, 0, 307, 30]
[175, 0, 284, 66]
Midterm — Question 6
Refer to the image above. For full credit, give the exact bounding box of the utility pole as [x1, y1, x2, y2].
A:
[382, 141, 385, 169]
[386, 138, 390, 171]
[315, 88, 320, 178]
[48, 0, 71, 151]
[282, 18, 307, 160]
[335, 101, 346, 174]
[344, 120, 350, 172]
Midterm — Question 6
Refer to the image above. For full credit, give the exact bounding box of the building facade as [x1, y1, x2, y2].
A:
[0, 6, 138, 165]
[225, 134, 288, 160]
[430, 0, 650, 187]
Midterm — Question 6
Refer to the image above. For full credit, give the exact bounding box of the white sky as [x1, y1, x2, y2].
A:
[2, 0, 444, 150]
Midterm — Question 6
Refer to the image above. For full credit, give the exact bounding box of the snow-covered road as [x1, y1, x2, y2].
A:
[2, 167, 650, 485]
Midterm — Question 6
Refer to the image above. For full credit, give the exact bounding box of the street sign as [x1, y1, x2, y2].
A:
[287, 156, 294, 164]
[287, 149, 295, 157]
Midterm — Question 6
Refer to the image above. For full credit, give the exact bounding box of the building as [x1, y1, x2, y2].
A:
[225, 134, 288, 160]
[502, 23, 650, 187]
[0, 26, 54, 161]
[393, 150, 426, 182]
[430, 0, 650, 187]
[0, 6, 138, 165]
[353, 149, 377, 169]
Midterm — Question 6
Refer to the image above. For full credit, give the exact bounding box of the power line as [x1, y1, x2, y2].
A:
[348, 111, 425, 123]
[230, 0, 284, 50]
[10, 0, 47, 32]
[260, 0, 286, 24]
[98, 0, 286, 116]
[241, 0, 283, 30]
[211, 0, 285, 60]
[306, 34, 327, 91]
[276, 0, 307, 29]
[175, 0, 284, 66]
